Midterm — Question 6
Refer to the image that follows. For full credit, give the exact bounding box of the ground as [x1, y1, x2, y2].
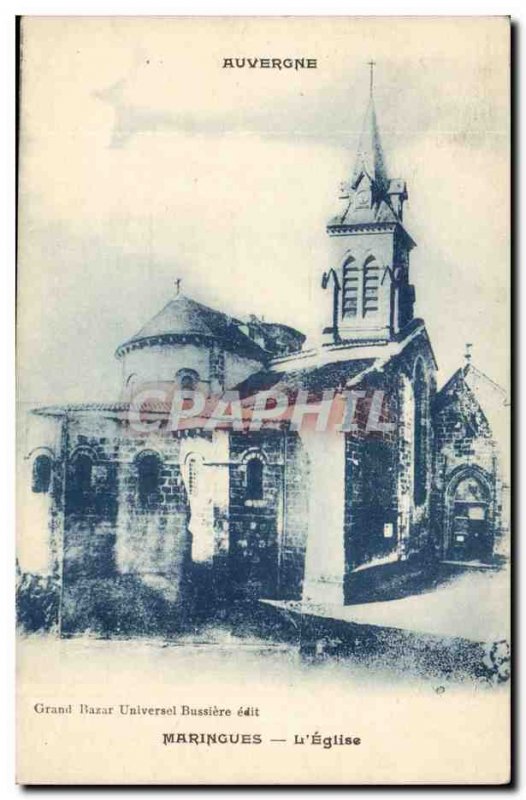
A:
[18, 565, 510, 687]
[264, 564, 510, 643]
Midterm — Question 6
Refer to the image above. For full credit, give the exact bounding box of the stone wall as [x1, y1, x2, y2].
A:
[120, 339, 265, 399]
[18, 411, 64, 576]
[279, 431, 309, 600]
[343, 338, 436, 600]
[228, 429, 284, 600]
[432, 380, 503, 560]
[344, 366, 402, 577]
[57, 417, 196, 632]
[23, 328, 443, 631]
[122, 342, 212, 392]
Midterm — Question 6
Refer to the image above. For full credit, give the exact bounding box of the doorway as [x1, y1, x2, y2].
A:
[446, 473, 492, 562]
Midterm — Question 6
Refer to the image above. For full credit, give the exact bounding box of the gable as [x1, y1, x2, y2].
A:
[434, 376, 492, 441]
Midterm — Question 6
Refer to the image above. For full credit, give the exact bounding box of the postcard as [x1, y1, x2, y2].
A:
[16, 15, 511, 784]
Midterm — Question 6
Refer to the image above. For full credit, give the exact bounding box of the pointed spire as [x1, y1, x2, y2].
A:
[329, 64, 410, 231]
[367, 59, 376, 98]
[350, 96, 389, 193]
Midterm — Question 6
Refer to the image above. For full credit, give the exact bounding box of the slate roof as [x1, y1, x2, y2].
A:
[327, 199, 401, 229]
[434, 362, 509, 476]
[235, 358, 375, 400]
[115, 293, 304, 361]
[129, 295, 226, 341]
[351, 98, 389, 193]
[36, 322, 434, 422]
[327, 97, 414, 244]
[434, 363, 507, 412]
[235, 319, 436, 400]
[32, 400, 171, 418]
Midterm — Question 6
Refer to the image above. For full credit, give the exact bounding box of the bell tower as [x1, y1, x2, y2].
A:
[322, 64, 416, 345]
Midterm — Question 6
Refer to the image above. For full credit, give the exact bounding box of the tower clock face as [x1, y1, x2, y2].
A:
[355, 189, 370, 209]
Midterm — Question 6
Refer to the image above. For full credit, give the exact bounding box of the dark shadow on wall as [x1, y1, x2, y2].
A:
[59, 575, 191, 638]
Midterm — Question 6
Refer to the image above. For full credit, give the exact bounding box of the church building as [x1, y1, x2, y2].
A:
[18, 84, 509, 636]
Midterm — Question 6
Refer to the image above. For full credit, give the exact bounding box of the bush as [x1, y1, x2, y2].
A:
[16, 573, 60, 633]
[61, 575, 185, 637]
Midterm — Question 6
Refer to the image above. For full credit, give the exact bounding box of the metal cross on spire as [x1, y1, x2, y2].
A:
[174, 278, 182, 296]
[367, 59, 376, 97]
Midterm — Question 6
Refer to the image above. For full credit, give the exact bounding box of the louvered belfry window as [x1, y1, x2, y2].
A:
[342, 257, 359, 318]
[342, 255, 380, 319]
[363, 256, 380, 316]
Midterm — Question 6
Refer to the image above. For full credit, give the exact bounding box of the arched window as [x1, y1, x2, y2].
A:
[75, 455, 93, 493]
[67, 452, 93, 512]
[245, 456, 264, 501]
[454, 477, 489, 504]
[126, 373, 138, 393]
[176, 368, 199, 392]
[137, 453, 161, 507]
[363, 256, 380, 316]
[31, 454, 52, 494]
[413, 360, 428, 506]
[342, 257, 359, 318]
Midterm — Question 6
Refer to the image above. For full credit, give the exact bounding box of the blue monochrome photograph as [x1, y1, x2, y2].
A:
[16, 16, 511, 785]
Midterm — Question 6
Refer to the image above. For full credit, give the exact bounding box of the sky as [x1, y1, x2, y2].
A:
[17, 16, 510, 404]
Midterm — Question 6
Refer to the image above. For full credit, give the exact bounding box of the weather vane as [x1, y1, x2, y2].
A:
[174, 278, 182, 296]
